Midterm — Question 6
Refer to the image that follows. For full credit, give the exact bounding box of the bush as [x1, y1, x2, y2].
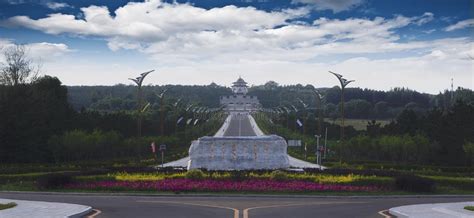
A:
[395, 175, 435, 192]
[0, 202, 17, 210]
[270, 170, 288, 181]
[37, 173, 73, 189]
[185, 169, 205, 180]
[230, 171, 248, 181]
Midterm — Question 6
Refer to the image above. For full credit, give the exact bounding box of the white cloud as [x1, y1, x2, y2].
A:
[0, 0, 438, 62]
[445, 18, 474, 31]
[6, 0, 26, 5]
[414, 12, 434, 25]
[1, 0, 471, 92]
[45, 2, 73, 10]
[291, 0, 364, 13]
[0, 39, 71, 62]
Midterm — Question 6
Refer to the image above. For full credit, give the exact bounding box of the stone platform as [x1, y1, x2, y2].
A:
[187, 135, 289, 170]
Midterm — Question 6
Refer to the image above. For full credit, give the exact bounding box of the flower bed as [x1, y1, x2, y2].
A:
[65, 178, 380, 192]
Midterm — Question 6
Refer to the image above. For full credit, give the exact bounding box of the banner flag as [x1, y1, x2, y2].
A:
[296, 119, 303, 127]
[176, 117, 184, 124]
[186, 118, 193, 125]
[151, 142, 156, 153]
[193, 119, 199, 125]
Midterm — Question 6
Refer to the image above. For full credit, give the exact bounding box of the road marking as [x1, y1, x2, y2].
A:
[137, 200, 239, 218]
[242, 201, 365, 218]
[85, 209, 102, 218]
[378, 209, 393, 218]
[238, 114, 242, 136]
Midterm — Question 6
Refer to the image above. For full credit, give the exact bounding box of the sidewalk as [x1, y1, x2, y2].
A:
[389, 201, 474, 218]
[0, 198, 92, 218]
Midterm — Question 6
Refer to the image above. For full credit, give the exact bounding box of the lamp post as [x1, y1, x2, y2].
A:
[290, 104, 298, 131]
[329, 71, 354, 141]
[315, 134, 322, 169]
[313, 90, 324, 136]
[157, 89, 168, 136]
[129, 70, 154, 137]
[297, 98, 309, 135]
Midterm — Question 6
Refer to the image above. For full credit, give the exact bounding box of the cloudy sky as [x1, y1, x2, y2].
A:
[0, 0, 472, 93]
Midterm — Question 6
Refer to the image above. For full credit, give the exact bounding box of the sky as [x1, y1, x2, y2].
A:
[0, 0, 472, 93]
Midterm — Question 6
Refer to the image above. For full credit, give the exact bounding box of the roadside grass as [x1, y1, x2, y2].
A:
[464, 206, 474, 211]
[0, 202, 17, 210]
[331, 119, 391, 131]
[423, 175, 474, 191]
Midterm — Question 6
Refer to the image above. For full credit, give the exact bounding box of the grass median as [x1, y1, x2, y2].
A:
[0, 202, 17, 210]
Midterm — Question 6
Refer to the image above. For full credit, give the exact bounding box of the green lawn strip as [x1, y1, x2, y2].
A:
[0, 202, 17, 210]
[421, 175, 474, 191]
[464, 206, 474, 211]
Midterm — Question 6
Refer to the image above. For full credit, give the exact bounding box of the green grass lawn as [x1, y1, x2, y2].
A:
[331, 118, 391, 131]
[464, 206, 474, 211]
[0, 202, 17, 210]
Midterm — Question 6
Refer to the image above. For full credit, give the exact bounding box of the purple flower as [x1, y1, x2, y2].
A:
[66, 179, 381, 192]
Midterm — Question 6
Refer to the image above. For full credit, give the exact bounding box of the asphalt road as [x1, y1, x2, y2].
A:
[1, 192, 473, 218]
[224, 113, 257, 137]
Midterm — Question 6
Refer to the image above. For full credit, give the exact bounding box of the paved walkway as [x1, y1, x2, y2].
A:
[223, 113, 257, 136]
[0, 198, 91, 218]
[389, 201, 474, 218]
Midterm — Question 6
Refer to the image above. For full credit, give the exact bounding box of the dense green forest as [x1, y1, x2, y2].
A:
[2, 44, 473, 168]
[1, 76, 473, 166]
[68, 82, 473, 119]
[0, 76, 225, 163]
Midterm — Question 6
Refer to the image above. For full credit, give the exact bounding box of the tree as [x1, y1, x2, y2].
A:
[343, 99, 372, 118]
[463, 141, 474, 166]
[374, 101, 389, 118]
[263, 81, 279, 90]
[0, 45, 39, 86]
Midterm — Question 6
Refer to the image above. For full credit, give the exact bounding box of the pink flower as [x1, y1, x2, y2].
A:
[66, 179, 381, 192]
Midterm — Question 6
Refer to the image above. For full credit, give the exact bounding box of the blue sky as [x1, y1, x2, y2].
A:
[0, 0, 472, 93]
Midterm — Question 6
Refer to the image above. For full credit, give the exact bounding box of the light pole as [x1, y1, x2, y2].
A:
[315, 134, 322, 169]
[129, 70, 154, 137]
[329, 71, 354, 141]
[313, 89, 324, 136]
[157, 89, 168, 136]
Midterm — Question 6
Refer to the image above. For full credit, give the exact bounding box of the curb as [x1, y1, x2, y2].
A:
[69, 206, 92, 218]
[0, 198, 92, 218]
[388, 201, 474, 218]
[2, 191, 474, 199]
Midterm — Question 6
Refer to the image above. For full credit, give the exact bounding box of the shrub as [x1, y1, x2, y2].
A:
[464, 206, 474, 211]
[395, 175, 435, 192]
[37, 173, 73, 190]
[270, 170, 288, 181]
[185, 169, 205, 180]
[230, 171, 248, 181]
[0, 202, 17, 210]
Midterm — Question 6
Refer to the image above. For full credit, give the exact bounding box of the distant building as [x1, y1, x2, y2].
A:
[220, 77, 260, 112]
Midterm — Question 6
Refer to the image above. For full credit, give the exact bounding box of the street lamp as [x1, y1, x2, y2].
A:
[297, 98, 309, 135]
[329, 71, 354, 141]
[313, 89, 324, 136]
[129, 70, 154, 137]
[157, 89, 168, 136]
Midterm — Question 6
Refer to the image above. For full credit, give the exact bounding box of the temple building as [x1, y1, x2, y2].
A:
[220, 77, 260, 112]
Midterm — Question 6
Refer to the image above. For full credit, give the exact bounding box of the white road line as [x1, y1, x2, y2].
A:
[378, 209, 393, 218]
[242, 201, 366, 218]
[137, 200, 239, 218]
[238, 114, 242, 136]
[86, 209, 102, 218]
